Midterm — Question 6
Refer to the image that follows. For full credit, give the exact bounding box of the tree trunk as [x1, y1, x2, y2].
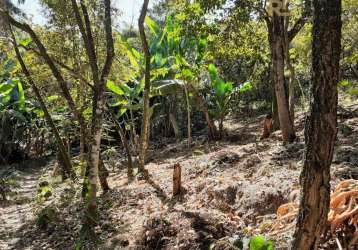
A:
[70, 0, 114, 239]
[284, 12, 297, 124]
[5, 3, 112, 206]
[189, 84, 218, 140]
[79, 124, 86, 175]
[184, 83, 192, 148]
[272, 89, 280, 131]
[107, 105, 133, 180]
[169, 113, 181, 139]
[138, 0, 151, 175]
[270, 15, 296, 142]
[288, 63, 296, 122]
[219, 117, 224, 139]
[292, 0, 341, 249]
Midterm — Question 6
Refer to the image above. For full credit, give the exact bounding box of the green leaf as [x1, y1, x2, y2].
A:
[107, 80, 124, 96]
[47, 95, 60, 102]
[175, 54, 189, 67]
[145, 16, 160, 35]
[19, 37, 32, 47]
[208, 64, 218, 81]
[347, 88, 358, 96]
[119, 82, 132, 94]
[0, 82, 16, 95]
[182, 69, 194, 80]
[17, 81, 25, 111]
[119, 107, 127, 117]
[127, 49, 141, 70]
[151, 80, 184, 96]
[338, 79, 350, 87]
[249, 236, 272, 250]
[33, 108, 44, 118]
[239, 81, 253, 93]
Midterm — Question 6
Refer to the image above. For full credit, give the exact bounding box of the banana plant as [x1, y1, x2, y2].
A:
[207, 64, 233, 137]
[207, 64, 253, 137]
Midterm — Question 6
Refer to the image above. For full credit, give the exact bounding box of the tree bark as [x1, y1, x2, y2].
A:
[184, 83, 192, 148]
[270, 15, 296, 143]
[265, 1, 310, 141]
[169, 113, 181, 139]
[292, 0, 341, 249]
[189, 84, 218, 140]
[138, 0, 151, 174]
[288, 62, 296, 122]
[77, 0, 114, 236]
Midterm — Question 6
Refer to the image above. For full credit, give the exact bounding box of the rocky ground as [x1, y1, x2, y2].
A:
[0, 100, 357, 250]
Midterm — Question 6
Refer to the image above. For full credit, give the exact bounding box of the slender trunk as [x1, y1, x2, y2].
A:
[107, 105, 133, 180]
[284, 14, 296, 124]
[189, 84, 218, 139]
[138, 0, 151, 174]
[270, 15, 296, 142]
[79, 124, 86, 175]
[269, 46, 280, 131]
[292, 0, 341, 249]
[272, 89, 280, 131]
[118, 126, 134, 180]
[288, 63, 296, 122]
[184, 83, 192, 148]
[129, 109, 138, 152]
[10, 27, 75, 180]
[70, 0, 114, 238]
[219, 116, 224, 138]
[169, 113, 181, 139]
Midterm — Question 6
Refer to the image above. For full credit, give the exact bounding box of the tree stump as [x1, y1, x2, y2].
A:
[173, 163, 182, 196]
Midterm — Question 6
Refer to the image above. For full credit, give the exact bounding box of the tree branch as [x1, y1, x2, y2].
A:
[100, 0, 114, 82]
[19, 44, 93, 88]
[3, 11, 86, 129]
[70, 0, 99, 84]
[288, 0, 311, 42]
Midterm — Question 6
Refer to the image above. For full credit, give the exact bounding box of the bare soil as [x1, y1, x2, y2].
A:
[1, 102, 357, 250]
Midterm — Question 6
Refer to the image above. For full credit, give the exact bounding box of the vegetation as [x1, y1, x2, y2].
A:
[0, 0, 357, 249]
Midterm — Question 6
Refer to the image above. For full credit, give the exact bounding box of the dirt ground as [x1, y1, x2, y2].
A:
[1, 101, 358, 250]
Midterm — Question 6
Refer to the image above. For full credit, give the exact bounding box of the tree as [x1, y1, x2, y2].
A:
[292, 0, 341, 248]
[1, 0, 114, 240]
[138, 0, 151, 175]
[264, 0, 310, 142]
[70, 0, 114, 238]
[1, 0, 75, 179]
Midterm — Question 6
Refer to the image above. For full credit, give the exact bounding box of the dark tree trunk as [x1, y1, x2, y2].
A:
[292, 0, 341, 249]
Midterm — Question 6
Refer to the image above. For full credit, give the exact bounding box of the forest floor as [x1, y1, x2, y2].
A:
[1, 98, 358, 250]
